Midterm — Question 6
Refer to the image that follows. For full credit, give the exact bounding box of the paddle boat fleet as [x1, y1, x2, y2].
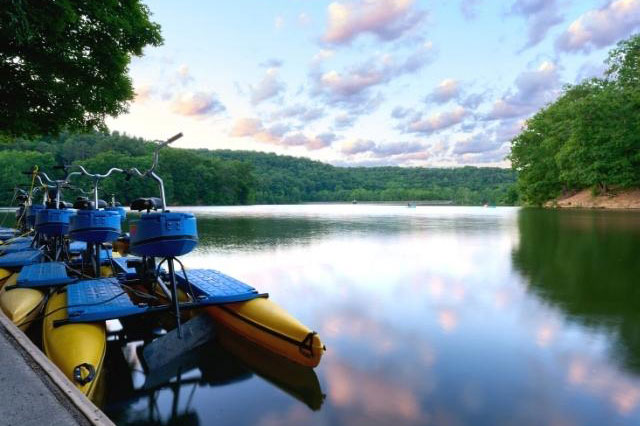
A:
[0, 133, 325, 402]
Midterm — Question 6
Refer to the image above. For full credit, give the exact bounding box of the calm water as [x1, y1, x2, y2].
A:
[7, 205, 640, 425]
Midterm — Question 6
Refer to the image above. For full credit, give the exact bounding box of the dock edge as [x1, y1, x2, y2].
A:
[0, 311, 115, 426]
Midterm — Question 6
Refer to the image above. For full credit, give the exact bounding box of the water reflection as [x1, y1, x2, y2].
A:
[513, 209, 640, 372]
[3, 205, 640, 425]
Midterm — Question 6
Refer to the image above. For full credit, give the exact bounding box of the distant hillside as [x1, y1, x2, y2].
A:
[1, 132, 518, 206]
[204, 149, 517, 205]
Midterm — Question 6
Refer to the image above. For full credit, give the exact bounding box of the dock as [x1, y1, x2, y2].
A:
[0, 312, 113, 426]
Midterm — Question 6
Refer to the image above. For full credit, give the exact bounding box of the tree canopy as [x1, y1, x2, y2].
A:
[0, 0, 162, 137]
[510, 34, 640, 205]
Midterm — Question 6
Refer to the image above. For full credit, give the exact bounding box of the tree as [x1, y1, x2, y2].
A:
[0, 0, 162, 137]
[510, 33, 640, 204]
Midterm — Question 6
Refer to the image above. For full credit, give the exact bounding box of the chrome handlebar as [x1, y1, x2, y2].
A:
[127, 132, 183, 211]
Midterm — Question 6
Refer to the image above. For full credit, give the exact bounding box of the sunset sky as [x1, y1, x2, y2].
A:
[106, 0, 640, 167]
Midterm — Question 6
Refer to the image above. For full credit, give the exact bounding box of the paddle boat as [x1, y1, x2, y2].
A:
[0, 132, 325, 403]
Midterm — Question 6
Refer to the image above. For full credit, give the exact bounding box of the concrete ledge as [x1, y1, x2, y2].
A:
[0, 310, 114, 426]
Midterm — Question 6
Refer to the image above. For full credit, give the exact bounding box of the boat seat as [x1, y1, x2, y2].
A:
[45, 201, 74, 209]
[0, 249, 43, 268]
[64, 268, 262, 323]
[17, 262, 74, 287]
[66, 278, 148, 322]
[0, 240, 33, 253]
[74, 197, 94, 210]
[130, 197, 162, 212]
[111, 256, 141, 279]
[174, 269, 261, 305]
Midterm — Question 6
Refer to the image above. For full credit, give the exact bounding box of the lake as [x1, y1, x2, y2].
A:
[7, 205, 640, 425]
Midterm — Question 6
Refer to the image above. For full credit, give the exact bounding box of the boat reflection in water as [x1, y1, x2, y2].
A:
[104, 322, 324, 425]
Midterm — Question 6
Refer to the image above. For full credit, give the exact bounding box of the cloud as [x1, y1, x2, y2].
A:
[230, 117, 336, 150]
[406, 106, 467, 134]
[556, 0, 640, 53]
[311, 49, 335, 67]
[323, 0, 426, 45]
[250, 68, 286, 105]
[170, 91, 226, 117]
[176, 64, 193, 85]
[134, 84, 153, 103]
[334, 113, 358, 128]
[510, 0, 564, 49]
[391, 106, 412, 119]
[460, 0, 481, 20]
[486, 61, 559, 120]
[340, 139, 376, 154]
[311, 42, 435, 107]
[427, 78, 460, 104]
[453, 133, 501, 155]
[270, 104, 325, 122]
[281, 132, 337, 150]
[260, 58, 283, 68]
[339, 139, 425, 157]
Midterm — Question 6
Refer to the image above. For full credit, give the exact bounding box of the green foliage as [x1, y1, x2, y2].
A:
[0, 150, 56, 201]
[0, 132, 517, 207]
[205, 150, 517, 205]
[0, 0, 162, 137]
[510, 34, 640, 204]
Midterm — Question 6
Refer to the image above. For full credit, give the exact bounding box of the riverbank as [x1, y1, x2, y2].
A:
[549, 188, 640, 209]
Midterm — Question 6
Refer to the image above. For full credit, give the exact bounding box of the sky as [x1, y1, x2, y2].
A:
[106, 0, 640, 168]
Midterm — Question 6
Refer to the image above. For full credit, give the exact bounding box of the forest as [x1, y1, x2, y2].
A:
[510, 34, 640, 205]
[0, 132, 517, 207]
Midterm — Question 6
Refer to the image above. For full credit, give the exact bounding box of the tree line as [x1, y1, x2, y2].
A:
[510, 34, 640, 205]
[0, 132, 517, 207]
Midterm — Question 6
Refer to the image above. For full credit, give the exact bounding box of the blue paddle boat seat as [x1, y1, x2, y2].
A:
[111, 256, 141, 279]
[174, 269, 260, 304]
[16, 262, 75, 287]
[0, 249, 43, 268]
[63, 269, 261, 323]
[0, 240, 33, 253]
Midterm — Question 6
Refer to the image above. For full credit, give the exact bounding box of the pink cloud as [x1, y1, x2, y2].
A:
[170, 91, 225, 117]
[312, 42, 435, 106]
[427, 78, 460, 104]
[556, 0, 640, 53]
[407, 106, 467, 134]
[250, 68, 285, 105]
[230, 117, 335, 150]
[486, 61, 559, 120]
[323, 0, 425, 44]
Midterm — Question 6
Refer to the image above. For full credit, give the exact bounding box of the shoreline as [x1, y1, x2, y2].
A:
[548, 188, 640, 210]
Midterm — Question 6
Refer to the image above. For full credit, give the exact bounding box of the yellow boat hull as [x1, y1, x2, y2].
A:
[207, 297, 325, 368]
[0, 274, 45, 331]
[43, 291, 106, 400]
[0, 268, 13, 286]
